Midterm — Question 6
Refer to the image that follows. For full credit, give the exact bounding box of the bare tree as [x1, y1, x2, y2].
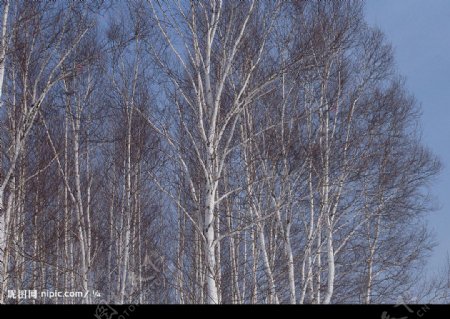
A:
[0, 0, 442, 305]
[0, 1, 93, 303]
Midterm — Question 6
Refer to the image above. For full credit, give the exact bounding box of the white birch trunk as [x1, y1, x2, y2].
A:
[251, 227, 258, 303]
[322, 72, 335, 304]
[256, 217, 279, 304]
[364, 209, 382, 304]
[0, 191, 5, 303]
[0, 0, 9, 103]
[73, 104, 90, 303]
[119, 116, 132, 303]
[285, 222, 296, 303]
[204, 176, 219, 304]
[0, 0, 8, 290]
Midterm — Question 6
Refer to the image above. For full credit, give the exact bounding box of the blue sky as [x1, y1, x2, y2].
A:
[364, 0, 450, 273]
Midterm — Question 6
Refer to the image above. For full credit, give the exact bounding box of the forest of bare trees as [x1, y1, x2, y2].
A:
[0, 0, 448, 304]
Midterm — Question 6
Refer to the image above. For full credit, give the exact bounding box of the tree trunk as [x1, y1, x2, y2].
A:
[204, 176, 219, 304]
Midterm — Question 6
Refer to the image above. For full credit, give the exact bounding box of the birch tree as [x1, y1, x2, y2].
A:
[143, 0, 284, 304]
[0, 1, 93, 302]
[0, 0, 443, 305]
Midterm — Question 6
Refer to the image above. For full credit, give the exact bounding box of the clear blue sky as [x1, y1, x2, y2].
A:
[364, 0, 450, 273]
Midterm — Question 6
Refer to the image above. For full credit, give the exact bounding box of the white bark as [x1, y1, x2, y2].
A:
[0, 0, 9, 103]
[0, 15, 12, 294]
[285, 222, 296, 303]
[204, 176, 219, 304]
[257, 218, 279, 304]
[146, 0, 285, 302]
[0, 192, 5, 303]
[119, 108, 133, 304]
[73, 104, 90, 303]
[0, 7, 89, 301]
